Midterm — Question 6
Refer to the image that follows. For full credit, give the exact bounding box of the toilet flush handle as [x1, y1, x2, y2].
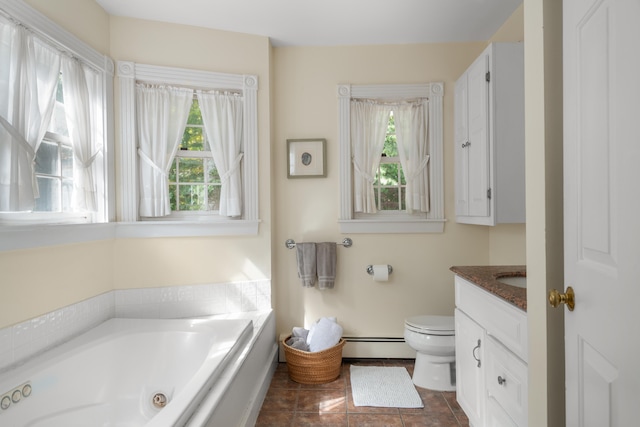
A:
[472, 339, 481, 368]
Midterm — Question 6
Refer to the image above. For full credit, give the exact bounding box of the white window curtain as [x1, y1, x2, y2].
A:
[136, 84, 193, 217]
[0, 19, 61, 212]
[61, 58, 102, 212]
[350, 99, 391, 213]
[197, 90, 244, 217]
[394, 100, 430, 213]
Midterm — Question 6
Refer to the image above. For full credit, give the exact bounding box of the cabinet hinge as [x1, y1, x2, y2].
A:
[485, 71, 490, 83]
[487, 188, 492, 199]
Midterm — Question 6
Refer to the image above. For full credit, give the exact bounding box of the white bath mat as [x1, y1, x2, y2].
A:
[350, 366, 424, 408]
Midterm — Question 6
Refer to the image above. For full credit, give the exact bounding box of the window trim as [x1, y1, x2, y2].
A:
[337, 83, 445, 233]
[116, 62, 259, 237]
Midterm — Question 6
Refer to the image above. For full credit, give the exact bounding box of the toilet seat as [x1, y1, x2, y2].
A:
[405, 315, 454, 336]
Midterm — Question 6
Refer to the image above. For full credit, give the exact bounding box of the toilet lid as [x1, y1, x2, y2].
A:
[405, 315, 454, 335]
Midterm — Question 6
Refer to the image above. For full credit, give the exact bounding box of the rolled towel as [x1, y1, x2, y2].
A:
[308, 317, 343, 352]
[286, 336, 310, 351]
[292, 326, 309, 341]
[306, 317, 337, 346]
[296, 242, 317, 287]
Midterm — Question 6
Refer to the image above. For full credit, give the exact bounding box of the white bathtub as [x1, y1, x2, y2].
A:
[0, 317, 254, 427]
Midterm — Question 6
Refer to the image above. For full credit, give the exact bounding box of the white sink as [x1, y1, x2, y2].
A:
[498, 276, 527, 288]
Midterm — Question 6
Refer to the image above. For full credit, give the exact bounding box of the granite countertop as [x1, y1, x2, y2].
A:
[450, 265, 527, 311]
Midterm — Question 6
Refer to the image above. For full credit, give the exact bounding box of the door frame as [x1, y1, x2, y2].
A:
[523, 0, 566, 426]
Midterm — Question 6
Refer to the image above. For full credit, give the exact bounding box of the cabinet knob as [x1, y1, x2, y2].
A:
[497, 376, 507, 386]
[461, 141, 471, 148]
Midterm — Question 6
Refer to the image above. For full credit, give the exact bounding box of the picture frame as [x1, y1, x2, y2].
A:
[287, 138, 326, 178]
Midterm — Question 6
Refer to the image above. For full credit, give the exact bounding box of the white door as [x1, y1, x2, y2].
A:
[562, 0, 640, 425]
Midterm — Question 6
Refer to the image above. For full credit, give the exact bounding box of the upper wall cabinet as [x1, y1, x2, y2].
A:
[454, 42, 525, 226]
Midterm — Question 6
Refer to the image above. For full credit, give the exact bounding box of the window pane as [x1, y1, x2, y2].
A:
[208, 185, 221, 211]
[379, 163, 399, 185]
[178, 184, 205, 211]
[379, 187, 399, 211]
[177, 158, 204, 183]
[181, 126, 204, 151]
[169, 184, 177, 211]
[206, 159, 220, 183]
[169, 159, 177, 182]
[34, 177, 60, 212]
[35, 142, 59, 175]
[383, 113, 397, 157]
[48, 76, 69, 137]
[62, 179, 73, 212]
[61, 145, 73, 178]
[187, 98, 203, 125]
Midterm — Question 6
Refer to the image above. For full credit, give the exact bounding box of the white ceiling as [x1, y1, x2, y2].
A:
[95, 0, 523, 47]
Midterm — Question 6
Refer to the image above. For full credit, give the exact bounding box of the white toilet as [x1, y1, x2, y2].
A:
[404, 315, 456, 391]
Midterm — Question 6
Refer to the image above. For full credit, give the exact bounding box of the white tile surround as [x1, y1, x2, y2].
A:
[0, 280, 271, 373]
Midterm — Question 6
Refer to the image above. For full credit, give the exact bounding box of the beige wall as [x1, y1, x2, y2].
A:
[0, 5, 274, 329]
[272, 3, 526, 338]
[109, 17, 273, 290]
[24, 0, 110, 54]
[0, 240, 114, 328]
[0, 0, 113, 329]
[2, 2, 527, 347]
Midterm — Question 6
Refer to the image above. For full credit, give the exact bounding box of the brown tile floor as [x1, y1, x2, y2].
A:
[256, 359, 470, 427]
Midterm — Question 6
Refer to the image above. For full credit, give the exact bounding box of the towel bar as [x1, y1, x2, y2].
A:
[285, 238, 352, 249]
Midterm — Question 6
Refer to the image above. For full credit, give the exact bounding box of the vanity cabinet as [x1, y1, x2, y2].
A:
[455, 275, 528, 427]
[454, 42, 525, 225]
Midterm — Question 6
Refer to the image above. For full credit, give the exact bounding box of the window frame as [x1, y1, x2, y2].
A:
[337, 83, 445, 233]
[116, 62, 259, 237]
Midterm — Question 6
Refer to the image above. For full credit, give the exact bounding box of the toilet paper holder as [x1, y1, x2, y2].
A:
[366, 265, 393, 275]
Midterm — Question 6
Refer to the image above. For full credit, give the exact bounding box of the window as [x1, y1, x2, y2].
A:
[33, 76, 73, 214]
[0, 11, 111, 227]
[117, 61, 259, 237]
[168, 97, 221, 214]
[337, 83, 445, 233]
[375, 112, 405, 211]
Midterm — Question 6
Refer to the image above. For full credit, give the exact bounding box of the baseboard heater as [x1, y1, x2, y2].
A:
[342, 336, 415, 359]
[278, 334, 415, 362]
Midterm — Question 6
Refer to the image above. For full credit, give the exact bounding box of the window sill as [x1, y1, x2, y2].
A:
[0, 220, 261, 251]
[115, 219, 260, 238]
[0, 223, 115, 251]
[338, 219, 446, 234]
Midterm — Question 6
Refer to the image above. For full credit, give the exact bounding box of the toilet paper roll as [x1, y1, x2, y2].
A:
[372, 264, 389, 282]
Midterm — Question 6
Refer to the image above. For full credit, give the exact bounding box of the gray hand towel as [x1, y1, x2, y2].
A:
[316, 242, 337, 290]
[296, 242, 317, 287]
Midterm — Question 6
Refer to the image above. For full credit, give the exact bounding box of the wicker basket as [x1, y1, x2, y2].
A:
[282, 335, 346, 384]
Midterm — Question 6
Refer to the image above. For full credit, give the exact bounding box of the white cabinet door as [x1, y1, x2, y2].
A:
[455, 308, 485, 427]
[466, 52, 490, 218]
[454, 73, 469, 217]
[454, 52, 490, 219]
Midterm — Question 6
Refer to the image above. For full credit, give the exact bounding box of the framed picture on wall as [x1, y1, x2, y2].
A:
[287, 138, 326, 178]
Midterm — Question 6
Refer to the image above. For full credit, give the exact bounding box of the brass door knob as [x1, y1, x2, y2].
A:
[549, 287, 575, 311]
